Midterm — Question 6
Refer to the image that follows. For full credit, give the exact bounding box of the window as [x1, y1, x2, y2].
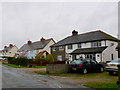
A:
[52, 47, 56, 51]
[67, 45, 73, 49]
[111, 43, 114, 47]
[78, 43, 81, 48]
[57, 55, 62, 61]
[59, 46, 64, 51]
[91, 41, 101, 47]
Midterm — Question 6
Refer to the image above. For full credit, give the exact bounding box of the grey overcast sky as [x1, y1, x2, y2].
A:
[2, 2, 118, 49]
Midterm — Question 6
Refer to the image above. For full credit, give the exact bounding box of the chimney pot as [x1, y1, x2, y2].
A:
[72, 30, 78, 36]
[27, 40, 32, 44]
[40, 37, 45, 41]
[9, 44, 13, 47]
[4, 46, 7, 48]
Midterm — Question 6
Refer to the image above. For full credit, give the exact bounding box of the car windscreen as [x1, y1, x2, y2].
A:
[111, 59, 120, 63]
[70, 60, 83, 64]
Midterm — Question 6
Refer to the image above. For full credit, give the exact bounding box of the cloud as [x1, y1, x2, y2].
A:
[2, 2, 118, 48]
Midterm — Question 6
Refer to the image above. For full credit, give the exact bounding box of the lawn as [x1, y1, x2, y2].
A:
[3, 63, 46, 68]
[34, 71, 119, 88]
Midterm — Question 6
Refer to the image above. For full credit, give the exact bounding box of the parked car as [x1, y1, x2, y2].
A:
[106, 58, 120, 75]
[68, 59, 104, 74]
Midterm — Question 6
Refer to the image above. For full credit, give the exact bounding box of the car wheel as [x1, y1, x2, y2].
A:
[109, 71, 113, 75]
[82, 68, 88, 74]
[99, 67, 104, 73]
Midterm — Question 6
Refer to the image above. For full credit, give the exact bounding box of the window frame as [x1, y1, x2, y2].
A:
[67, 45, 73, 49]
[52, 47, 56, 51]
[59, 46, 64, 51]
[78, 43, 81, 48]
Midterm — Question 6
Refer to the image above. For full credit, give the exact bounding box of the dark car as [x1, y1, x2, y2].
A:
[68, 59, 104, 74]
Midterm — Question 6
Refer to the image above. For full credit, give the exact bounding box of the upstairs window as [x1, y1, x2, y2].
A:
[52, 47, 56, 51]
[59, 46, 64, 51]
[91, 41, 101, 47]
[78, 43, 81, 48]
[67, 45, 73, 49]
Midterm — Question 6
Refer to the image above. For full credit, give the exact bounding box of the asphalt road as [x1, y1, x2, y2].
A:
[2, 65, 90, 88]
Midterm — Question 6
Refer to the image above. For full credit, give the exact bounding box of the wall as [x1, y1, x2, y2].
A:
[44, 40, 55, 54]
[102, 40, 118, 62]
[25, 50, 35, 59]
[46, 64, 69, 74]
[95, 53, 102, 63]
[6, 46, 18, 57]
[51, 46, 65, 61]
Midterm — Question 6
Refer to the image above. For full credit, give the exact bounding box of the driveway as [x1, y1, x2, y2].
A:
[2, 65, 91, 88]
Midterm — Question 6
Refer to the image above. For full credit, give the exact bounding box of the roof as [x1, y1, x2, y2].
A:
[19, 38, 53, 52]
[70, 46, 107, 54]
[51, 30, 119, 47]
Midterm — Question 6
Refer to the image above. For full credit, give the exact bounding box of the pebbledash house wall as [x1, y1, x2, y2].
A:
[65, 40, 118, 62]
[25, 40, 55, 59]
[102, 40, 118, 62]
[44, 40, 55, 54]
[51, 46, 66, 61]
[65, 40, 106, 61]
[53, 40, 118, 62]
[4, 46, 18, 57]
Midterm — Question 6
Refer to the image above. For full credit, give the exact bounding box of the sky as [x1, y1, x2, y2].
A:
[1, 2, 118, 49]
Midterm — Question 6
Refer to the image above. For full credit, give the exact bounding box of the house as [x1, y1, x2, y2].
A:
[0, 44, 19, 57]
[51, 30, 119, 63]
[18, 37, 55, 59]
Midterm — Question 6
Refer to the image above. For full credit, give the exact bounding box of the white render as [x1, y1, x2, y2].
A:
[64, 40, 118, 63]
[44, 40, 55, 54]
[102, 40, 118, 62]
[1, 46, 18, 57]
[26, 39, 55, 59]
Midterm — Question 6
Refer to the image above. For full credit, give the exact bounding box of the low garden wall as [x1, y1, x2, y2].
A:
[46, 64, 69, 74]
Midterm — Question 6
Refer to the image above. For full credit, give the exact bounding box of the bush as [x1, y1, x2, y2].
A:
[5, 56, 34, 66]
[2, 56, 15, 64]
[46, 54, 57, 64]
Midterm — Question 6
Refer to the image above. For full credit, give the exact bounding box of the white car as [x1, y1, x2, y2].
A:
[106, 58, 120, 75]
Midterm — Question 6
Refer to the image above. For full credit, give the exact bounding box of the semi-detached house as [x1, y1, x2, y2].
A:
[0, 44, 18, 57]
[51, 30, 119, 63]
[19, 38, 55, 59]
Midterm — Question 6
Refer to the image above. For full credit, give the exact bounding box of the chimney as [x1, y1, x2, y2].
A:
[9, 44, 13, 47]
[27, 40, 32, 45]
[4, 46, 7, 48]
[72, 30, 78, 36]
[40, 37, 45, 41]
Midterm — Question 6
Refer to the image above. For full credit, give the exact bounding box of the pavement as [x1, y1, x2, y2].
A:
[2, 65, 93, 89]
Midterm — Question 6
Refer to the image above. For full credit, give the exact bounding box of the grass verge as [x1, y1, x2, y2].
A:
[34, 71, 119, 88]
[3, 63, 46, 68]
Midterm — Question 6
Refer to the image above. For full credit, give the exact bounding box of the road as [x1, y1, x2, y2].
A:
[2, 65, 90, 88]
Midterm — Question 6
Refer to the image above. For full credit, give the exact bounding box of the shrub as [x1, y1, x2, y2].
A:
[4, 56, 35, 66]
[45, 54, 57, 64]
[2, 56, 15, 64]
